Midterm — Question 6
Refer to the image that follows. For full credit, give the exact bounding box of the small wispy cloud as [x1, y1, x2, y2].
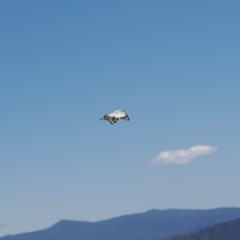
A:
[149, 145, 218, 166]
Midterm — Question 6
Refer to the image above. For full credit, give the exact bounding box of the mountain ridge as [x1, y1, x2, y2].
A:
[1, 207, 240, 240]
[169, 217, 240, 240]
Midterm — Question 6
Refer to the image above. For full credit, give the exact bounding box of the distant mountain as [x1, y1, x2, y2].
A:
[210, 217, 240, 240]
[1, 208, 240, 240]
[169, 217, 240, 240]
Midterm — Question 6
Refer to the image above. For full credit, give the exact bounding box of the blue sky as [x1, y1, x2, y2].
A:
[1, 0, 240, 237]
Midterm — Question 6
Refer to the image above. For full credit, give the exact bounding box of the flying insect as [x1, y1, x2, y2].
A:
[100, 110, 130, 125]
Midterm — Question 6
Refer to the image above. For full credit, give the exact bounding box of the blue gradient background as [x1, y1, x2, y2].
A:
[0, 0, 240, 237]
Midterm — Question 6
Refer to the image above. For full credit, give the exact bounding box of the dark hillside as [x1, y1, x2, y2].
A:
[169, 217, 240, 240]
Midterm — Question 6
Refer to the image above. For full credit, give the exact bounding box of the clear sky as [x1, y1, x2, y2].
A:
[1, 0, 240, 237]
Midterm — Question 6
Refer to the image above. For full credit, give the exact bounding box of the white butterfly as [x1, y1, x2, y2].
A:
[100, 110, 130, 125]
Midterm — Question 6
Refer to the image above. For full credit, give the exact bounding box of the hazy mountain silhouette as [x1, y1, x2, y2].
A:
[1, 208, 240, 240]
[169, 217, 240, 240]
[209, 217, 240, 240]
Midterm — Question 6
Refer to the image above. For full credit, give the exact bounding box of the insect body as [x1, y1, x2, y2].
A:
[100, 110, 130, 125]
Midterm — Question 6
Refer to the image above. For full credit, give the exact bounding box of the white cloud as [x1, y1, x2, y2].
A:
[149, 145, 218, 166]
